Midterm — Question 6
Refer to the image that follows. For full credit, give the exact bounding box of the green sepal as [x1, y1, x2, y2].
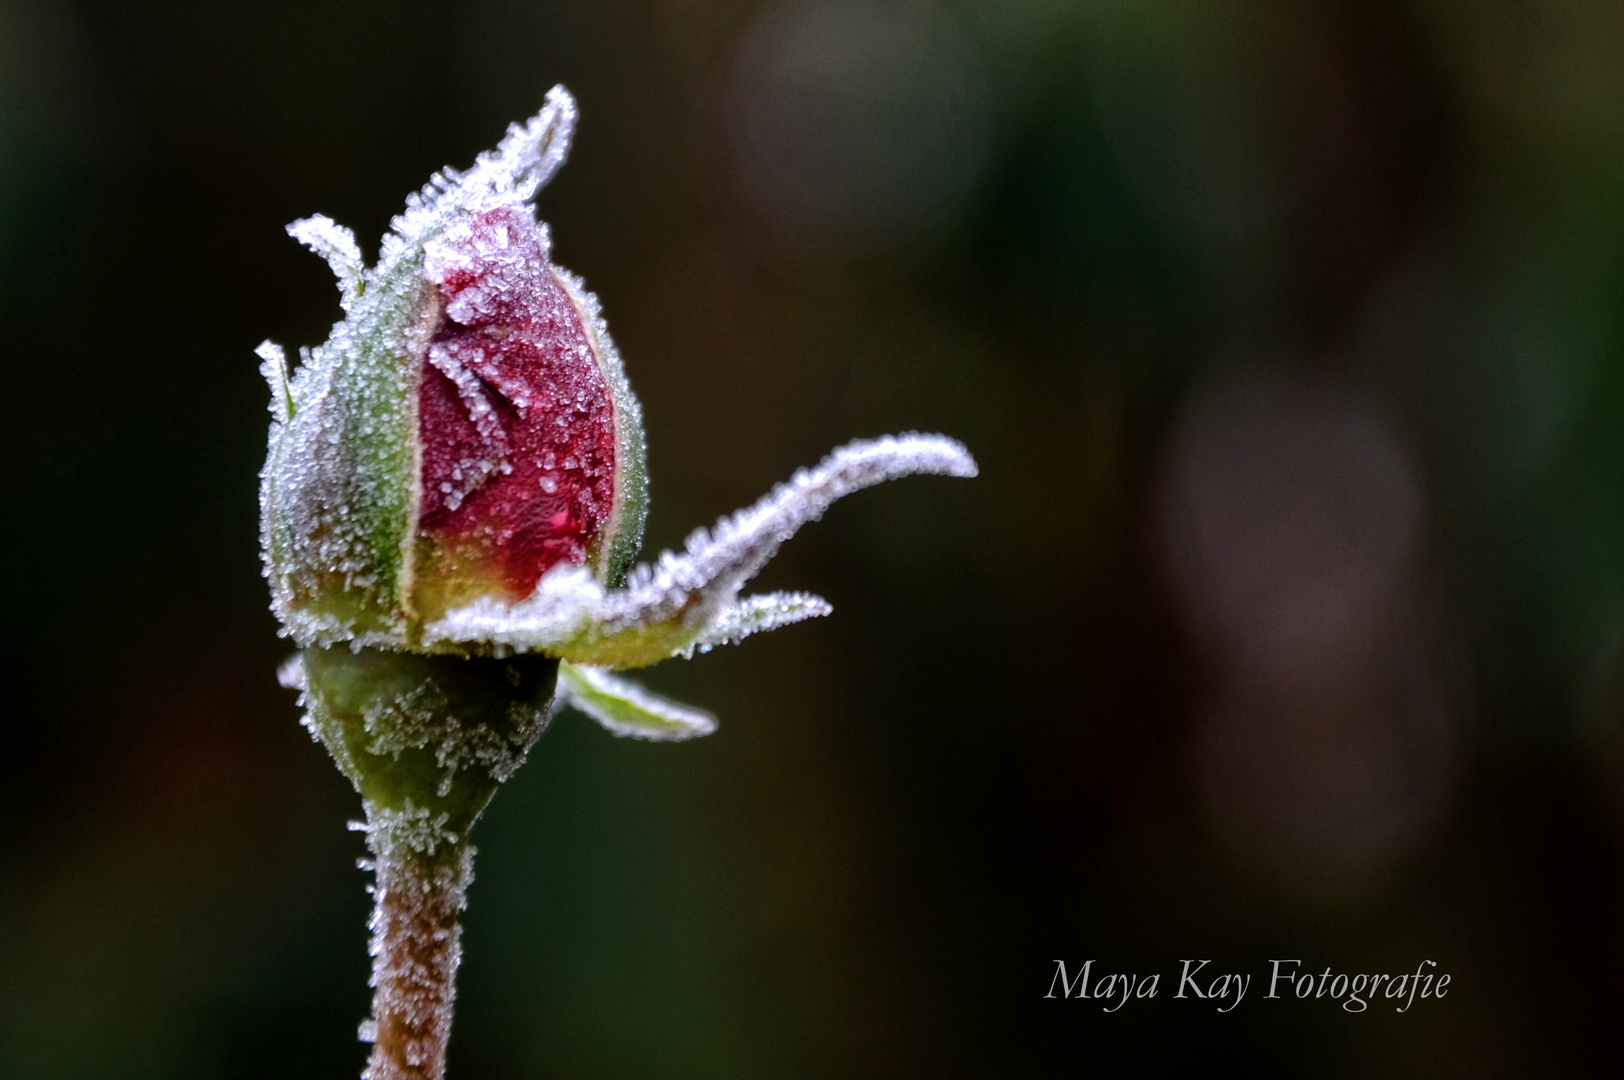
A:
[555, 269, 647, 589]
[262, 249, 437, 646]
[556, 660, 716, 740]
[300, 646, 560, 837]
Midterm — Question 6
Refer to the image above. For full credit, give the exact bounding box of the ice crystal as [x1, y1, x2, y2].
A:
[276, 651, 307, 690]
[359, 678, 551, 797]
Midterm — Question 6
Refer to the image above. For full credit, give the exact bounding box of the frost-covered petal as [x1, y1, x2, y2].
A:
[556, 661, 716, 741]
[409, 202, 629, 620]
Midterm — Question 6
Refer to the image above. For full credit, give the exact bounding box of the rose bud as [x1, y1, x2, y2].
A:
[262, 86, 975, 1080]
[261, 88, 645, 651]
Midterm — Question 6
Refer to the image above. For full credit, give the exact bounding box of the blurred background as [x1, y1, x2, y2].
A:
[4, 0, 1624, 1075]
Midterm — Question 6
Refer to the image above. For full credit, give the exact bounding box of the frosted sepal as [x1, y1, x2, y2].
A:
[557, 661, 717, 741]
[422, 433, 977, 667]
[384, 85, 576, 262]
[287, 215, 364, 311]
[256, 341, 294, 424]
[693, 592, 832, 652]
[553, 268, 647, 588]
[298, 646, 561, 835]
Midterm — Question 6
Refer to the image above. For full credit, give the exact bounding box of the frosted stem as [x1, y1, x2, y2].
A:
[294, 648, 561, 1080]
[361, 820, 473, 1080]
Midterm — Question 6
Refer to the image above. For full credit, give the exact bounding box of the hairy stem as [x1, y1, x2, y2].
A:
[362, 822, 473, 1080]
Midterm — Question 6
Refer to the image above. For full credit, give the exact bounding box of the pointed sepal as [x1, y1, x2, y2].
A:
[422, 433, 977, 667]
[287, 215, 365, 311]
[691, 591, 832, 652]
[556, 661, 717, 741]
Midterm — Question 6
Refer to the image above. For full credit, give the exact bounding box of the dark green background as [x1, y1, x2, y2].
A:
[4, 0, 1624, 1075]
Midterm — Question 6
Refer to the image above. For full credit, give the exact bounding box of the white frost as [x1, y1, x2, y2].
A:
[256, 340, 293, 424]
[353, 800, 472, 1080]
[384, 85, 577, 262]
[689, 591, 833, 652]
[276, 652, 306, 690]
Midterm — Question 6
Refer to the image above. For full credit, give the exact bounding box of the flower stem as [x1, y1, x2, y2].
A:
[297, 645, 560, 1080]
[361, 818, 473, 1080]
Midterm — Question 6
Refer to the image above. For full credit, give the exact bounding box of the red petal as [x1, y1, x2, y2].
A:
[416, 205, 616, 603]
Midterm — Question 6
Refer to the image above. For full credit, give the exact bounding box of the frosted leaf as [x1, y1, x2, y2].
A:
[556, 661, 717, 740]
[691, 591, 832, 652]
[288, 215, 365, 311]
[422, 433, 977, 667]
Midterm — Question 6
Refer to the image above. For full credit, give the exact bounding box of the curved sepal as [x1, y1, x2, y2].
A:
[422, 433, 977, 667]
[556, 661, 716, 741]
[691, 591, 832, 653]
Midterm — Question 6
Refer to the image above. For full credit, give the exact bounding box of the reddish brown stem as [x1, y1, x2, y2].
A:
[360, 830, 473, 1080]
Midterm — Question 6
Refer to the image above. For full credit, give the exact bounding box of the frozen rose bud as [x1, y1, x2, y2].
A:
[260, 88, 646, 649]
[262, 83, 975, 680]
[265, 88, 976, 1080]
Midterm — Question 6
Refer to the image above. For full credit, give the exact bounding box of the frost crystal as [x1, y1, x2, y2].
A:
[276, 651, 306, 690]
[360, 677, 551, 796]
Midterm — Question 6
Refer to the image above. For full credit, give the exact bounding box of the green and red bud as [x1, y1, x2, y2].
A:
[262, 85, 975, 675]
[260, 89, 645, 650]
[264, 87, 976, 1080]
